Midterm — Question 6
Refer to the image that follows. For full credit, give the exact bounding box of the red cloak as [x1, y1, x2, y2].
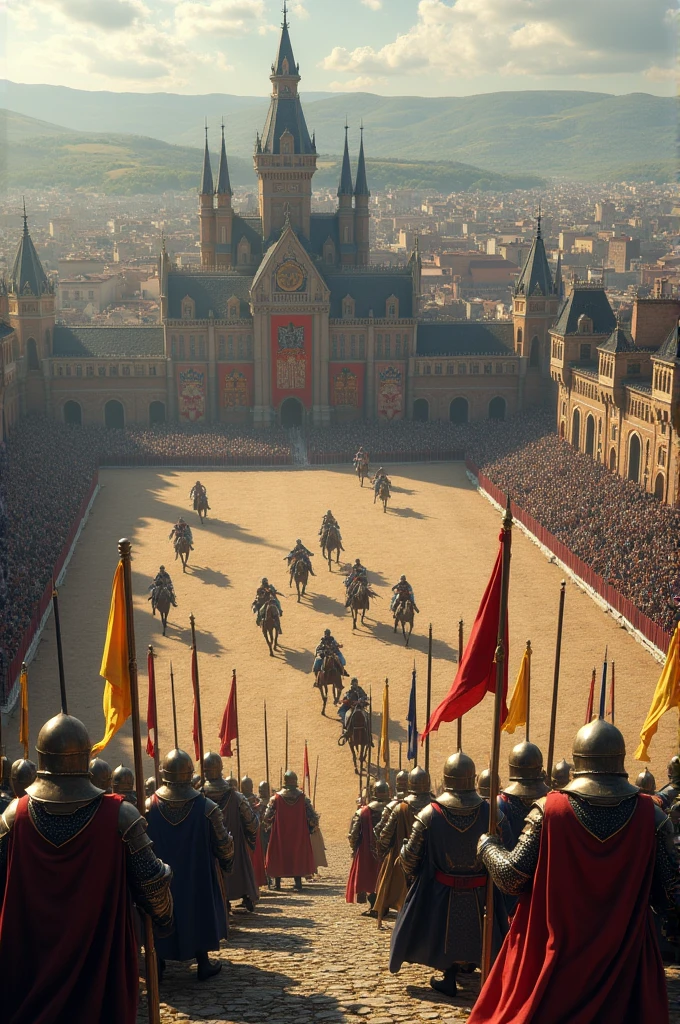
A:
[346, 805, 381, 903]
[469, 791, 668, 1024]
[0, 794, 138, 1024]
[265, 793, 315, 878]
[250, 826, 268, 888]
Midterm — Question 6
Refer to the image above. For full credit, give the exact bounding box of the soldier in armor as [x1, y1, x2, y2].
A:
[258, 780, 272, 874]
[147, 748, 233, 981]
[263, 769, 319, 892]
[169, 517, 194, 550]
[390, 752, 508, 998]
[203, 752, 259, 913]
[285, 539, 316, 579]
[375, 769, 409, 844]
[0, 757, 12, 814]
[390, 575, 420, 614]
[470, 718, 679, 1024]
[319, 509, 343, 547]
[551, 757, 571, 789]
[10, 758, 36, 798]
[190, 480, 210, 512]
[353, 446, 369, 470]
[313, 628, 348, 674]
[476, 768, 500, 800]
[657, 754, 680, 810]
[242, 775, 268, 889]
[498, 741, 549, 847]
[344, 558, 368, 596]
[0, 712, 173, 1024]
[148, 565, 177, 613]
[636, 768, 664, 807]
[346, 779, 391, 909]
[89, 756, 113, 793]
[374, 766, 432, 928]
[145, 776, 157, 797]
[373, 468, 391, 503]
[252, 578, 283, 630]
[112, 765, 137, 805]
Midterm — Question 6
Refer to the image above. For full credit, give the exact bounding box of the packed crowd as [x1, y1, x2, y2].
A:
[1, 410, 679, 685]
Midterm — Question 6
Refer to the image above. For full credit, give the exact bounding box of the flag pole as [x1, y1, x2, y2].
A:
[398, 741, 402, 771]
[51, 583, 68, 714]
[425, 624, 433, 772]
[285, 711, 289, 771]
[585, 667, 596, 725]
[148, 646, 161, 787]
[313, 753, 319, 808]
[480, 499, 513, 985]
[264, 701, 270, 788]
[190, 614, 205, 784]
[118, 539, 161, 1024]
[457, 618, 464, 752]
[19, 662, 29, 759]
[546, 580, 567, 783]
[366, 687, 372, 803]
[234, 670, 241, 784]
[525, 639, 532, 743]
[598, 648, 608, 720]
[609, 661, 615, 724]
[169, 661, 178, 749]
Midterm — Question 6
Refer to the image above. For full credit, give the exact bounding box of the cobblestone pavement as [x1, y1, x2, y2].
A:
[137, 842, 680, 1024]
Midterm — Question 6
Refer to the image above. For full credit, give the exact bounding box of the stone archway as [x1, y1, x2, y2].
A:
[585, 414, 595, 456]
[149, 401, 165, 425]
[609, 447, 617, 471]
[64, 400, 82, 425]
[628, 433, 641, 483]
[105, 400, 125, 429]
[412, 398, 429, 422]
[654, 472, 665, 500]
[450, 397, 468, 424]
[488, 396, 506, 421]
[571, 408, 581, 447]
[529, 336, 540, 368]
[280, 397, 303, 428]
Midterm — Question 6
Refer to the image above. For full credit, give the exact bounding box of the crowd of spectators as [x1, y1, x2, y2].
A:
[1, 410, 679, 684]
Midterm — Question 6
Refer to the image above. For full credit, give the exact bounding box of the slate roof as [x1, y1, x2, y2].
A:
[323, 271, 414, 319]
[338, 128, 353, 197]
[354, 131, 369, 197]
[272, 14, 298, 77]
[216, 127, 232, 196]
[260, 93, 314, 156]
[0, 322, 15, 340]
[53, 326, 165, 358]
[656, 323, 680, 363]
[200, 135, 214, 195]
[598, 326, 637, 353]
[514, 228, 554, 298]
[167, 273, 253, 319]
[416, 322, 514, 356]
[552, 287, 616, 337]
[10, 214, 50, 296]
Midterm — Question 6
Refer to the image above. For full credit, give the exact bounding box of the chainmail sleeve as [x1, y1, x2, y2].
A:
[375, 804, 399, 860]
[304, 795, 319, 834]
[206, 800, 235, 874]
[119, 811, 174, 932]
[651, 811, 680, 913]
[348, 809, 362, 852]
[374, 802, 392, 844]
[399, 808, 431, 881]
[238, 793, 259, 851]
[478, 803, 543, 895]
[262, 795, 277, 833]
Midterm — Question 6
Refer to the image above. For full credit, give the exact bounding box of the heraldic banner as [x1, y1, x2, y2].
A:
[271, 314, 313, 410]
[375, 363, 404, 421]
[177, 365, 206, 422]
[329, 363, 365, 410]
[219, 364, 253, 410]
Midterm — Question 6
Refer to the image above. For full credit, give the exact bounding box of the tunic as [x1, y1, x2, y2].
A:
[213, 790, 259, 905]
[265, 793, 315, 878]
[346, 805, 380, 902]
[374, 800, 415, 924]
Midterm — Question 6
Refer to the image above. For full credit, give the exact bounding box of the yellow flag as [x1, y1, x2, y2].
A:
[378, 680, 390, 768]
[635, 622, 680, 762]
[502, 642, 531, 734]
[19, 664, 29, 758]
[91, 561, 132, 754]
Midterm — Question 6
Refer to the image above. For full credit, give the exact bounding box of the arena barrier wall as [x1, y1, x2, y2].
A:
[466, 459, 672, 657]
[98, 453, 293, 468]
[2, 473, 100, 710]
[306, 448, 466, 466]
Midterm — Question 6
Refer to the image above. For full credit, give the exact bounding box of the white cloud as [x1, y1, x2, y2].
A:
[322, 0, 674, 81]
[173, 0, 265, 38]
[290, 2, 310, 19]
[362, 0, 383, 9]
[329, 75, 381, 91]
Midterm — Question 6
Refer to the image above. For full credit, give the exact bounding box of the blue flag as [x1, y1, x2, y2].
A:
[407, 666, 418, 761]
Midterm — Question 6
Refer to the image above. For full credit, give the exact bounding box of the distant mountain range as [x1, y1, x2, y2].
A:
[0, 81, 675, 185]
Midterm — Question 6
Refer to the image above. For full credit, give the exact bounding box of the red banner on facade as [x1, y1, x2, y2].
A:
[329, 363, 365, 410]
[218, 363, 253, 410]
[176, 364, 206, 422]
[271, 314, 313, 411]
[375, 362, 404, 421]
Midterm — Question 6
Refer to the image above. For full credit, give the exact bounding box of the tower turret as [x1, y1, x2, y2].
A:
[354, 124, 370, 267]
[199, 125, 215, 267]
[215, 120, 234, 268]
[512, 210, 561, 400]
[337, 122, 355, 264]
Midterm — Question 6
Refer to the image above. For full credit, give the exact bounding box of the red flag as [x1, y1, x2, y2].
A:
[146, 648, 156, 759]
[423, 529, 510, 738]
[191, 646, 200, 761]
[303, 741, 311, 795]
[585, 667, 596, 724]
[219, 670, 238, 758]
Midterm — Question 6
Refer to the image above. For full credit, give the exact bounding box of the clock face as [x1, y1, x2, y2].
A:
[276, 260, 305, 292]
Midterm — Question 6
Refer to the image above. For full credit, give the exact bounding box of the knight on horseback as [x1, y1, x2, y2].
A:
[190, 480, 210, 511]
[353, 447, 369, 470]
[252, 578, 283, 631]
[313, 629, 347, 675]
[344, 559, 368, 606]
[285, 539, 316, 581]
[338, 677, 368, 726]
[390, 575, 419, 614]
[319, 511, 343, 547]
[169, 517, 193, 549]
[148, 565, 178, 614]
[373, 468, 391, 504]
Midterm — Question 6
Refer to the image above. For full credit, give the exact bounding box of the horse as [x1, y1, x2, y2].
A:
[393, 599, 414, 647]
[349, 581, 371, 630]
[338, 703, 371, 775]
[173, 534, 191, 572]
[152, 585, 173, 636]
[291, 558, 309, 602]
[378, 478, 390, 513]
[355, 460, 368, 487]
[314, 654, 344, 715]
[321, 525, 342, 570]
[194, 492, 209, 524]
[261, 599, 281, 656]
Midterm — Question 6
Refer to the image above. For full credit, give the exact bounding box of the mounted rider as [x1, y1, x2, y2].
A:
[252, 578, 283, 629]
[319, 510, 343, 548]
[190, 480, 210, 511]
[338, 677, 368, 725]
[344, 558, 368, 605]
[373, 467, 391, 502]
[169, 517, 194, 549]
[148, 564, 178, 613]
[353, 446, 369, 469]
[313, 628, 347, 675]
[391, 575, 419, 614]
[285, 539, 316, 579]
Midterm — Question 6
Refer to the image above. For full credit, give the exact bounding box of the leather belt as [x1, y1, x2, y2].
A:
[435, 870, 486, 889]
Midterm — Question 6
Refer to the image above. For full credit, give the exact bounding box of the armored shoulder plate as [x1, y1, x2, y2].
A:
[0, 798, 19, 837]
[654, 803, 670, 831]
[118, 799, 143, 837]
[204, 795, 219, 817]
[416, 802, 435, 828]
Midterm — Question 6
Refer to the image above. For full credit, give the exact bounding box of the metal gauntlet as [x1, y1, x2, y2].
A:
[399, 813, 427, 880]
[348, 811, 362, 852]
[478, 809, 542, 895]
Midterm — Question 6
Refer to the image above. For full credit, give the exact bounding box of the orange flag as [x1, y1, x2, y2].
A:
[92, 561, 131, 754]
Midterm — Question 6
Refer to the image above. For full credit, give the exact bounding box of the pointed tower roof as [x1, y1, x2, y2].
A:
[10, 202, 49, 296]
[200, 125, 214, 195]
[273, 2, 299, 77]
[514, 211, 554, 298]
[598, 324, 636, 353]
[554, 251, 564, 300]
[260, 6, 313, 155]
[656, 322, 680, 363]
[354, 124, 370, 197]
[338, 123, 353, 197]
[216, 120, 232, 196]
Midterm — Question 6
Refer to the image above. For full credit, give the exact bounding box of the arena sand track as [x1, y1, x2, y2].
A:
[9, 462, 674, 830]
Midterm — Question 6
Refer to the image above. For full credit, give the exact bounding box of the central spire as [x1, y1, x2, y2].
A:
[338, 121, 353, 197]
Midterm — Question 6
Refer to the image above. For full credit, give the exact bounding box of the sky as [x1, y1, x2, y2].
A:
[1, 0, 676, 96]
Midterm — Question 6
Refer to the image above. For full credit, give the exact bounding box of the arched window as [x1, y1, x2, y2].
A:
[489, 396, 506, 421]
[412, 398, 429, 422]
[628, 433, 641, 483]
[63, 400, 82, 425]
[609, 447, 617, 471]
[654, 473, 665, 500]
[516, 327, 523, 354]
[237, 238, 250, 265]
[449, 397, 468, 424]
[571, 408, 581, 447]
[585, 415, 595, 456]
[529, 337, 540, 368]
[149, 401, 165, 426]
[26, 337, 40, 371]
[104, 400, 125, 429]
[559, 420, 566, 438]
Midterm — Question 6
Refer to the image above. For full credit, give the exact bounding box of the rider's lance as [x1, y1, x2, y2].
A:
[457, 618, 464, 753]
[425, 624, 433, 773]
[546, 581, 567, 783]
[169, 661, 179, 749]
[263, 701, 270, 788]
[190, 614, 206, 784]
[117, 539, 161, 1024]
[51, 582, 68, 715]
